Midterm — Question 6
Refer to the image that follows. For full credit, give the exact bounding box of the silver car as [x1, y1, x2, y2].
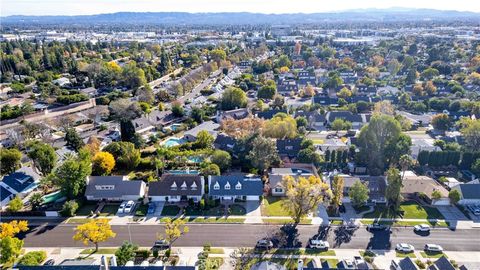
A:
[425, 244, 443, 252]
[396, 243, 415, 253]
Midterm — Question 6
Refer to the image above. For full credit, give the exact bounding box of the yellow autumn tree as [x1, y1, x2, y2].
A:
[282, 175, 332, 225]
[0, 220, 29, 265]
[0, 220, 28, 238]
[158, 218, 189, 249]
[92, 151, 116, 176]
[73, 219, 116, 252]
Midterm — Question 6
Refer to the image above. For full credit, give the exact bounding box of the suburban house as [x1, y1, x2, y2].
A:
[328, 174, 387, 204]
[277, 79, 299, 96]
[316, 138, 350, 152]
[268, 164, 317, 196]
[325, 111, 370, 130]
[208, 175, 264, 201]
[183, 121, 220, 142]
[0, 166, 41, 208]
[452, 183, 480, 205]
[276, 138, 302, 161]
[401, 172, 450, 205]
[84, 176, 146, 201]
[410, 138, 441, 159]
[427, 256, 466, 270]
[131, 116, 155, 136]
[214, 133, 238, 153]
[391, 257, 419, 270]
[149, 174, 204, 202]
[216, 108, 250, 123]
[300, 110, 327, 131]
[256, 109, 287, 120]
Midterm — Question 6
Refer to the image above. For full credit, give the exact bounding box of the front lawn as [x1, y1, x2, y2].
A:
[360, 219, 449, 227]
[261, 197, 290, 216]
[396, 251, 416, 258]
[262, 218, 312, 225]
[76, 204, 97, 216]
[159, 217, 245, 223]
[185, 205, 224, 216]
[98, 204, 120, 216]
[363, 201, 444, 220]
[421, 251, 446, 258]
[161, 205, 180, 216]
[228, 204, 246, 215]
[80, 248, 117, 254]
[134, 204, 148, 216]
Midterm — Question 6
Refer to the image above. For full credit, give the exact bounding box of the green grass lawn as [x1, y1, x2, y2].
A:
[208, 248, 224, 254]
[330, 220, 344, 225]
[80, 248, 117, 254]
[262, 218, 312, 225]
[76, 204, 97, 216]
[65, 218, 112, 224]
[363, 201, 444, 220]
[159, 217, 245, 223]
[134, 204, 148, 216]
[396, 251, 416, 258]
[98, 204, 120, 216]
[421, 251, 446, 258]
[228, 204, 246, 215]
[261, 197, 290, 216]
[360, 219, 449, 227]
[184, 205, 224, 216]
[270, 258, 313, 269]
[304, 249, 336, 256]
[321, 258, 339, 267]
[161, 205, 180, 216]
[205, 257, 224, 269]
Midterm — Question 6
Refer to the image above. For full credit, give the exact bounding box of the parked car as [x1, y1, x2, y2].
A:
[117, 202, 127, 214]
[309, 239, 330, 250]
[124, 200, 135, 214]
[414, 224, 431, 232]
[367, 223, 390, 231]
[256, 239, 274, 250]
[424, 244, 443, 253]
[396, 243, 415, 253]
[43, 259, 55, 266]
[147, 203, 156, 215]
[152, 239, 170, 250]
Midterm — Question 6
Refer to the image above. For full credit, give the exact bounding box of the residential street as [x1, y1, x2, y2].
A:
[21, 223, 480, 251]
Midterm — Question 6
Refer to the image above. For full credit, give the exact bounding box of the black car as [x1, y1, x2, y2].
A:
[43, 259, 55, 266]
[366, 223, 390, 231]
[255, 239, 274, 250]
[152, 240, 170, 250]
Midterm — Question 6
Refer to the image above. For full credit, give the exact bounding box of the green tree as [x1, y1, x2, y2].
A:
[190, 107, 205, 123]
[171, 101, 185, 117]
[0, 148, 22, 175]
[51, 152, 91, 199]
[17, 251, 46, 266]
[331, 175, 344, 212]
[8, 196, 23, 212]
[431, 113, 451, 131]
[194, 130, 214, 149]
[331, 118, 352, 132]
[431, 190, 442, 200]
[104, 142, 141, 170]
[65, 128, 85, 151]
[115, 241, 138, 266]
[349, 180, 369, 207]
[247, 135, 279, 173]
[109, 99, 142, 142]
[209, 49, 226, 64]
[448, 190, 461, 205]
[61, 200, 79, 217]
[210, 150, 231, 172]
[158, 48, 172, 75]
[29, 193, 43, 210]
[257, 80, 276, 99]
[201, 163, 220, 176]
[221, 87, 247, 110]
[0, 236, 24, 265]
[263, 113, 297, 139]
[385, 167, 403, 211]
[27, 141, 57, 176]
[460, 119, 480, 149]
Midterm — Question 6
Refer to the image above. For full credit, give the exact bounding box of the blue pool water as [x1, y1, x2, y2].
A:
[167, 169, 200, 175]
[188, 156, 202, 163]
[163, 137, 186, 147]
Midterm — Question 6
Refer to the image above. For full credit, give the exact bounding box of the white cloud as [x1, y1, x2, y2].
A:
[1, 0, 479, 16]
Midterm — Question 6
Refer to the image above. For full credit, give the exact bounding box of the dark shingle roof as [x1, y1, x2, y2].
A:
[276, 138, 302, 158]
[209, 175, 263, 196]
[149, 174, 202, 196]
[398, 257, 419, 270]
[327, 111, 363, 123]
[84, 176, 144, 199]
[1, 186, 13, 201]
[459, 184, 480, 200]
[256, 110, 287, 120]
[1, 167, 40, 193]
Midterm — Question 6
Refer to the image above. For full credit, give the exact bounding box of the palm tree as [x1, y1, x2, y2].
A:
[399, 154, 413, 181]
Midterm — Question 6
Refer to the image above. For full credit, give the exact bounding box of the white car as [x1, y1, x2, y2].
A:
[424, 244, 443, 253]
[396, 243, 415, 253]
[117, 202, 127, 214]
[309, 239, 330, 250]
[414, 224, 431, 232]
[124, 201, 135, 214]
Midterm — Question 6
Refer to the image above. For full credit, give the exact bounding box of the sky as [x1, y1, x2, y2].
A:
[1, 0, 480, 16]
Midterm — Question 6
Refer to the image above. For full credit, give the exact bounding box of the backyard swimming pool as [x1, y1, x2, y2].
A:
[162, 137, 186, 147]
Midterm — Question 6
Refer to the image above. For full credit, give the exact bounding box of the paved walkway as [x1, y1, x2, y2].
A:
[311, 205, 329, 225]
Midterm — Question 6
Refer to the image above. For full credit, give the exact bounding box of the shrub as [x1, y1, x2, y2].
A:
[165, 249, 171, 258]
[18, 251, 47, 266]
[364, 256, 374, 264]
[152, 249, 159, 258]
[61, 200, 79, 217]
[415, 259, 426, 269]
[203, 243, 211, 252]
[135, 249, 151, 259]
[363, 250, 376, 257]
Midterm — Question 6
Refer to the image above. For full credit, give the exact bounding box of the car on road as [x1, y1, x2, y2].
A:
[124, 200, 135, 214]
[152, 240, 170, 250]
[43, 259, 55, 266]
[424, 244, 443, 253]
[308, 239, 330, 250]
[147, 203, 156, 215]
[367, 223, 390, 231]
[414, 224, 431, 232]
[396, 243, 415, 253]
[256, 239, 274, 250]
[117, 201, 127, 214]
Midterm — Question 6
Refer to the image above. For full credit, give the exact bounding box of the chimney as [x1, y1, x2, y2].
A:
[110, 255, 117, 266]
[100, 255, 109, 270]
[297, 259, 304, 270]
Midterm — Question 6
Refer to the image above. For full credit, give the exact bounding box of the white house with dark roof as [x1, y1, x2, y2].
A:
[0, 166, 41, 208]
[149, 174, 204, 202]
[208, 175, 264, 201]
[183, 121, 220, 142]
[452, 183, 480, 205]
[85, 176, 146, 201]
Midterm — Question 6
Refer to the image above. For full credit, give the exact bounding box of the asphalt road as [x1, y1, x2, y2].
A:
[21, 223, 480, 251]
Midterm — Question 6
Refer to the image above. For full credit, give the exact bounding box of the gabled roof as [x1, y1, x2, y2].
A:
[209, 175, 263, 196]
[1, 167, 40, 193]
[184, 121, 220, 138]
[149, 174, 202, 196]
[85, 176, 145, 199]
[326, 111, 364, 123]
[397, 257, 419, 270]
[214, 134, 237, 151]
[428, 256, 455, 270]
[276, 138, 302, 158]
[458, 184, 480, 199]
[0, 186, 12, 201]
[256, 109, 287, 120]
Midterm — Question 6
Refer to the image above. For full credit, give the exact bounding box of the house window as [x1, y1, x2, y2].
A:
[181, 181, 187, 190]
[213, 182, 220, 190]
[191, 182, 197, 190]
[235, 182, 242, 190]
[225, 182, 231, 190]
[275, 187, 283, 193]
[171, 182, 177, 190]
[95, 185, 115, 190]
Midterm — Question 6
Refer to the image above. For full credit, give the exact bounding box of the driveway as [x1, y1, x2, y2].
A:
[149, 201, 165, 217]
[245, 201, 262, 224]
[312, 205, 329, 225]
[437, 205, 468, 221]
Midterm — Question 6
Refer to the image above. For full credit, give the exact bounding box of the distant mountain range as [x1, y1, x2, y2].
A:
[2, 8, 480, 25]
